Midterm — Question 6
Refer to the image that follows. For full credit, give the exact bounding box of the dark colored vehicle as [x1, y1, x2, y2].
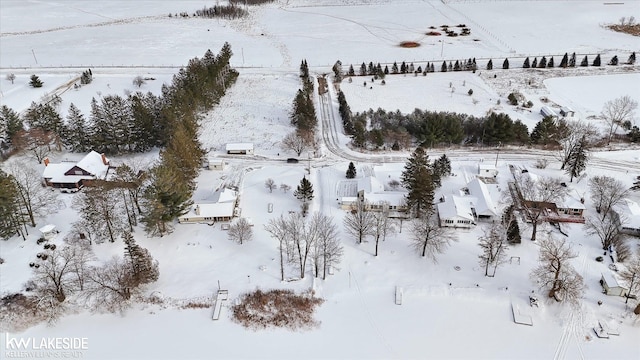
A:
[287, 158, 299, 163]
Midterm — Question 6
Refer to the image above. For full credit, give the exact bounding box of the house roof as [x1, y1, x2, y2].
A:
[358, 176, 384, 193]
[363, 191, 406, 206]
[180, 202, 235, 219]
[42, 151, 109, 184]
[466, 178, 498, 217]
[437, 195, 475, 221]
[42, 162, 75, 180]
[76, 151, 109, 178]
[226, 143, 254, 151]
[214, 188, 238, 203]
[601, 272, 627, 289]
[38, 224, 56, 233]
[557, 195, 586, 210]
[614, 198, 640, 229]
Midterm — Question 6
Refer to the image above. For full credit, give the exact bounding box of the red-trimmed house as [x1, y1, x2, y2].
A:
[42, 151, 110, 190]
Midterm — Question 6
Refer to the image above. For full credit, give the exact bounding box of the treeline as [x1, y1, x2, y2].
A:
[338, 102, 529, 149]
[289, 60, 318, 142]
[194, 4, 247, 19]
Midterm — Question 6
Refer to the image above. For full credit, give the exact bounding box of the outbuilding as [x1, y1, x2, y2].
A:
[600, 272, 628, 297]
[540, 106, 557, 118]
[226, 143, 254, 155]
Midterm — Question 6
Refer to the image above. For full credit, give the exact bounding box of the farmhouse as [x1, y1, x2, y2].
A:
[178, 188, 238, 224]
[339, 176, 408, 216]
[226, 143, 254, 155]
[600, 272, 629, 297]
[540, 106, 557, 118]
[465, 178, 499, 220]
[42, 151, 110, 190]
[611, 198, 640, 236]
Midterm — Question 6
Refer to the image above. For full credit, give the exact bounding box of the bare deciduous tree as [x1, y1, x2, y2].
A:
[516, 174, 569, 241]
[343, 200, 375, 244]
[84, 256, 137, 313]
[265, 215, 293, 281]
[280, 183, 291, 193]
[619, 255, 640, 301]
[410, 211, 457, 262]
[588, 175, 629, 220]
[12, 129, 56, 164]
[228, 218, 253, 245]
[371, 202, 393, 256]
[530, 236, 585, 303]
[132, 76, 146, 88]
[265, 178, 276, 193]
[557, 121, 598, 170]
[72, 185, 126, 243]
[478, 222, 509, 277]
[6, 73, 15, 84]
[33, 245, 91, 304]
[585, 214, 622, 251]
[601, 95, 638, 145]
[281, 131, 308, 157]
[307, 213, 342, 279]
[7, 162, 58, 228]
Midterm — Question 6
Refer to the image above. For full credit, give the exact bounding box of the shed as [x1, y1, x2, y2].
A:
[540, 106, 557, 118]
[226, 143, 254, 155]
[600, 272, 628, 297]
[38, 224, 58, 240]
[478, 163, 498, 178]
[559, 106, 575, 117]
[206, 158, 225, 170]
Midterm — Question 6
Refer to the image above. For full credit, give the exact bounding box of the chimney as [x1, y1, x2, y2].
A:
[101, 153, 108, 165]
[195, 205, 201, 216]
[44, 158, 50, 166]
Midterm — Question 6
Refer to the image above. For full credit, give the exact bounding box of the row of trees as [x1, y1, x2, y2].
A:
[282, 60, 318, 157]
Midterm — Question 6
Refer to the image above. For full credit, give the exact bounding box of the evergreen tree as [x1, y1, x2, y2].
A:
[346, 162, 357, 179]
[609, 55, 619, 66]
[506, 215, 521, 244]
[359, 62, 367, 76]
[299, 59, 309, 78]
[547, 56, 554, 68]
[592, 54, 601, 66]
[580, 55, 588, 67]
[531, 57, 538, 68]
[448, 62, 453, 71]
[0, 170, 24, 240]
[433, 154, 451, 185]
[80, 69, 93, 85]
[29, 75, 43, 88]
[566, 137, 588, 182]
[294, 176, 314, 203]
[453, 60, 461, 71]
[400, 62, 407, 74]
[401, 147, 435, 218]
[64, 103, 89, 152]
[348, 64, 355, 76]
[441, 61, 448, 72]
[522, 57, 530, 68]
[502, 58, 509, 69]
[430, 63, 435, 72]
[0, 105, 23, 146]
[538, 56, 547, 68]
[384, 65, 389, 75]
[392, 62, 399, 74]
[486, 59, 493, 70]
[123, 231, 159, 286]
[569, 52, 576, 67]
[367, 62, 375, 75]
[530, 116, 560, 145]
[560, 53, 569, 68]
[627, 52, 636, 65]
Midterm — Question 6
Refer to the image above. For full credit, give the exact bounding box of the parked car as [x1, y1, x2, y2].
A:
[286, 158, 299, 163]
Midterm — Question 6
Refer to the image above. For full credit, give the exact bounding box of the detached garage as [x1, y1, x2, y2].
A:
[600, 272, 628, 297]
[226, 143, 254, 155]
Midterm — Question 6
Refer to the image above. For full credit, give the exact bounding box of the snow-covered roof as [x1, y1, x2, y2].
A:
[363, 192, 405, 206]
[181, 202, 235, 219]
[478, 163, 496, 170]
[76, 150, 109, 178]
[358, 176, 384, 193]
[466, 178, 498, 217]
[42, 162, 75, 180]
[437, 195, 475, 221]
[226, 143, 254, 151]
[214, 188, 238, 203]
[601, 272, 626, 289]
[614, 198, 640, 229]
[557, 195, 585, 210]
[38, 224, 56, 233]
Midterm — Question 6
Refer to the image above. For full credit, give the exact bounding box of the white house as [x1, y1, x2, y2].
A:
[611, 198, 640, 236]
[42, 151, 110, 190]
[226, 143, 254, 155]
[339, 176, 408, 216]
[179, 188, 238, 224]
[437, 195, 476, 228]
[600, 272, 629, 297]
[465, 178, 499, 220]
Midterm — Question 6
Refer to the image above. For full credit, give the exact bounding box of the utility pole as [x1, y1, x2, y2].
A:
[626, 271, 636, 304]
[31, 49, 38, 64]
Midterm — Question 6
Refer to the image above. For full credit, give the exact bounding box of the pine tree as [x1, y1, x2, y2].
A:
[123, 231, 159, 286]
[392, 62, 399, 74]
[627, 52, 636, 65]
[433, 154, 451, 186]
[547, 56, 554, 68]
[566, 137, 588, 182]
[346, 162, 356, 179]
[348, 64, 355, 76]
[538, 56, 547, 68]
[64, 103, 89, 152]
[294, 176, 314, 203]
[531, 57, 538, 68]
[523, 57, 530, 68]
[560, 53, 569, 68]
[580, 55, 588, 67]
[502, 58, 509, 69]
[359, 62, 367, 76]
[453, 60, 461, 71]
[507, 217, 521, 244]
[486, 59, 493, 70]
[401, 147, 435, 218]
[0, 169, 24, 240]
[80, 69, 93, 85]
[609, 55, 619, 66]
[29, 75, 43, 88]
[0, 105, 23, 145]
[569, 52, 576, 67]
[592, 54, 601, 66]
[441, 61, 448, 72]
[384, 65, 389, 75]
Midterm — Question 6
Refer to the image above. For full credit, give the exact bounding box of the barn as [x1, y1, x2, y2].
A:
[540, 106, 557, 118]
[226, 143, 254, 155]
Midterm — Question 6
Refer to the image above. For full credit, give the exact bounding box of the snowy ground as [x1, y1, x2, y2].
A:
[1, 1, 640, 359]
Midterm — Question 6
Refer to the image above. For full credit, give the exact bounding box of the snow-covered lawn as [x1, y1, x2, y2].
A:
[1, 1, 639, 359]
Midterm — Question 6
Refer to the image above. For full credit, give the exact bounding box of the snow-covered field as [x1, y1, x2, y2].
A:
[1, 1, 640, 359]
